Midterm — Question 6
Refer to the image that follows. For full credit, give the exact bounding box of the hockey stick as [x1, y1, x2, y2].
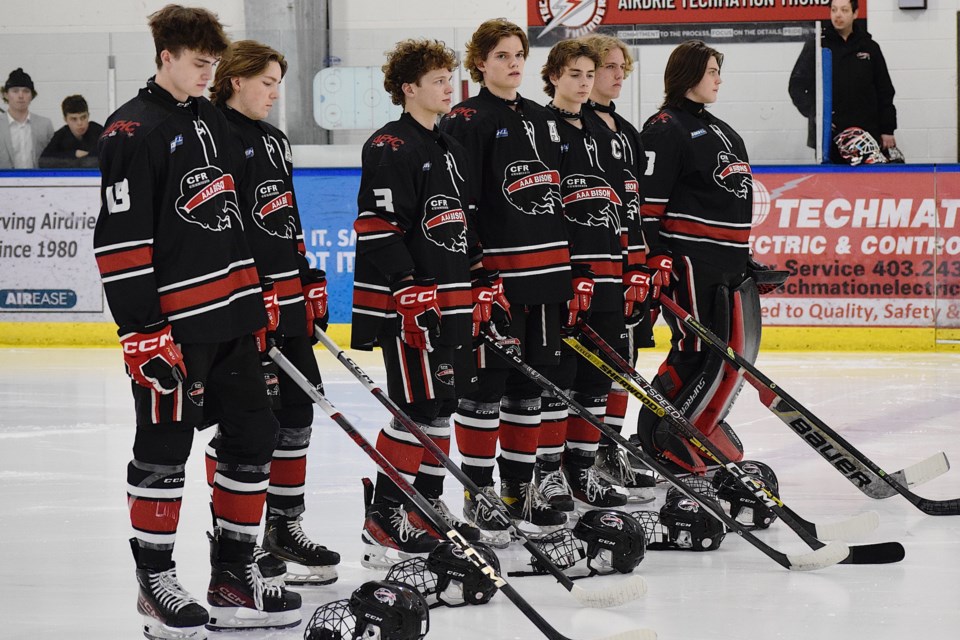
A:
[480, 334, 849, 571]
[657, 295, 959, 516]
[268, 346, 656, 640]
[568, 325, 904, 564]
[313, 327, 646, 608]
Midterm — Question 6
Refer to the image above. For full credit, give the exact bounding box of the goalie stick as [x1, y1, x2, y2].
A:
[268, 346, 656, 640]
[657, 295, 959, 516]
[568, 324, 904, 565]
[480, 333, 849, 571]
[313, 327, 647, 608]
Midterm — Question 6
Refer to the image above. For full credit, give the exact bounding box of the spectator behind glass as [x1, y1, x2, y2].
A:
[0, 67, 55, 169]
[40, 95, 103, 168]
[788, 0, 898, 163]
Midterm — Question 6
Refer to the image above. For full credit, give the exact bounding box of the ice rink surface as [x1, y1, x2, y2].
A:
[2, 346, 959, 640]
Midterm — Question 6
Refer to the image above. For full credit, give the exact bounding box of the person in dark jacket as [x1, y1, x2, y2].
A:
[39, 94, 103, 168]
[788, 0, 897, 161]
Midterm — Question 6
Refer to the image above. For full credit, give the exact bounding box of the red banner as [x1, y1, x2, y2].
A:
[751, 170, 960, 329]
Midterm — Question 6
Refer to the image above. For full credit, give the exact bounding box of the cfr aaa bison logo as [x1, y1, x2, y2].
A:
[560, 174, 622, 229]
[175, 166, 241, 231]
[713, 151, 752, 199]
[502, 160, 562, 216]
[422, 194, 467, 253]
[252, 179, 296, 239]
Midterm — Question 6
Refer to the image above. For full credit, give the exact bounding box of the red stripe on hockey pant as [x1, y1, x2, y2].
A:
[270, 456, 307, 487]
[129, 498, 181, 533]
[95, 245, 153, 276]
[566, 414, 602, 446]
[376, 429, 424, 477]
[212, 487, 267, 527]
[419, 435, 450, 467]
[537, 416, 568, 450]
[159, 266, 260, 315]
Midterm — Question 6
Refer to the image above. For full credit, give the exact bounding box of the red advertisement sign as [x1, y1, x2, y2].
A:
[751, 170, 960, 329]
[527, 0, 868, 44]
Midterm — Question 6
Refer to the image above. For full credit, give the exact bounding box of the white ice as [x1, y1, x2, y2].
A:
[2, 347, 959, 640]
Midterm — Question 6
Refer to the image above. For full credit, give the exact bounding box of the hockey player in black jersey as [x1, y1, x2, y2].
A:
[538, 39, 630, 510]
[209, 40, 340, 586]
[637, 40, 757, 475]
[352, 39, 484, 568]
[440, 19, 572, 542]
[93, 6, 299, 639]
[580, 34, 657, 502]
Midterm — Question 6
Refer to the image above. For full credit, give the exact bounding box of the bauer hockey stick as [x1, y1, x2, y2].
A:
[481, 333, 849, 571]
[314, 327, 647, 608]
[269, 346, 656, 640]
[568, 325, 905, 565]
[657, 295, 959, 516]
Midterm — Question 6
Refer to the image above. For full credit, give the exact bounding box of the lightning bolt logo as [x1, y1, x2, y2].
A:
[538, 0, 592, 39]
[768, 175, 813, 200]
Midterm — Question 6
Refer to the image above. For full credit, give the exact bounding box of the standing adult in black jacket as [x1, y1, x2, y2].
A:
[210, 39, 341, 587]
[789, 0, 897, 161]
[638, 40, 756, 476]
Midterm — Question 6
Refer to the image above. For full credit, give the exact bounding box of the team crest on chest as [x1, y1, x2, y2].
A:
[712, 151, 752, 199]
[253, 179, 296, 238]
[422, 194, 467, 253]
[502, 160, 562, 216]
[175, 165, 241, 231]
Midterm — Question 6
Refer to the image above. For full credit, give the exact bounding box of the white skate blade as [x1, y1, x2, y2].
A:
[282, 563, 338, 586]
[206, 606, 300, 631]
[477, 528, 512, 549]
[142, 617, 207, 640]
[510, 519, 566, 539]
[360, 542, 429, 570]
[624, 487, 656, 504]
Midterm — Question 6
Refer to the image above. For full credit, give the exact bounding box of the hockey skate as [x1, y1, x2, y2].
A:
[360, 477, 439, 569]
[206, 534, 302, 631]
[132, 540, 209, 640]
[252, 544, 287, 587]
[463, 485, 512, 549]
[501, 477, 567, 534]
[565, 462, 629, 508]
[596, 445, 655, 503]
[263, 516, 340, 586]
[408, 496, 483, 542]
[534, 463, 575, 512]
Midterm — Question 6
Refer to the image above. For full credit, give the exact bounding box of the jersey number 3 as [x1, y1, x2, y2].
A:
[106, 179, 131, 214]
[373, 188, 395, 213]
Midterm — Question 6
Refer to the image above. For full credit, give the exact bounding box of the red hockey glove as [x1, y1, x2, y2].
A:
[302, 268, 329, 338]
[471, 269, 512, 339]
[565, 266, 595, 330]
[254, 278, 280, 353]
[120, 323, 186, 394]
[393, 277, 441, 351]
[646, 252, 673, 301]
[623, 266, 652, 326]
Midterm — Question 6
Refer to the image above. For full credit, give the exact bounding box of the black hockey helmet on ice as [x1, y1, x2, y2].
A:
[712, 460, 780, 530]
[348, 580, 430, 640]
[572, 509, 646, 574]
[658, 490, 726, 551]
[425, 540, 500, 606]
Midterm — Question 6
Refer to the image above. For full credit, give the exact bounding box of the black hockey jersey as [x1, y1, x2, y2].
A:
[351, 112, 477, 350]
[94, 79, 265, 343]
[584, 102, 647, 271]
[220, 104, 308, 337]
[640, 98, 752, 271]
[554, 111, 625, 312]
[439, 89, 571, 305]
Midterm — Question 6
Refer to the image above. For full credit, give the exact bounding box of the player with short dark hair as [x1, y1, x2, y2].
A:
[352, 38, 483, 568]
[636, 40, 756, 475]
[440, 19, 573, 543]
[39, 94, 103, 168]
[210, 39, 341, 586]
[94, 6, 300, 638]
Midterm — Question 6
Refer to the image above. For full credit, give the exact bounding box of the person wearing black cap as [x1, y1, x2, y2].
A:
[0, 67, 54, 168]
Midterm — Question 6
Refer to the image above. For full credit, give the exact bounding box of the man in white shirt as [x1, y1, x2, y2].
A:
[0, 68, 54, 169]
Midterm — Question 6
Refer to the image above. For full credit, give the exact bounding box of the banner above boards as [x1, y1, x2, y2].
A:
[526, 0, 868, 45]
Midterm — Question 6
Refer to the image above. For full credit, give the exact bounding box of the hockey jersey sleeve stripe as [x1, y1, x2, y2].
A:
[159, 265, 260, 316]
[355, 214, 400, 235]
[483, 246, 571, 271]
[95, 245, 154, 278]
[659, 231, 750, 249]
[662, 217, 752, 243]
[641, 202, 667, 217]
[271, 272, 303, 302]
[166, 287, 261, 322]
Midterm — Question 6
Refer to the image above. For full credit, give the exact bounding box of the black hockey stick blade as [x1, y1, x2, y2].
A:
[312, 327, 646, 609]
[481, 333, 848, 572]
[657, 295, 960, 517]
[269, 346, 656, 640]
[567, 329, 904, 565]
